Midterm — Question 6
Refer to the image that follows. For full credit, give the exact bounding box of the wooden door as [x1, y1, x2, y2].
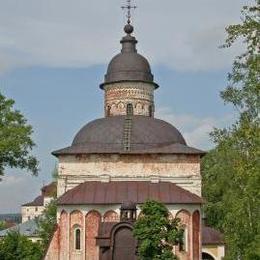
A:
[113, 227, 137, 260]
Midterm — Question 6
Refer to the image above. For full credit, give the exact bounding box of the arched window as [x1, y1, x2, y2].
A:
[75, 228, 81, 250]
[126, 103, 133, 116]
[107, 106, 111, 117]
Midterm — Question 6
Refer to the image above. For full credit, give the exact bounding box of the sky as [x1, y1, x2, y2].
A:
[0, 0, 249, 213]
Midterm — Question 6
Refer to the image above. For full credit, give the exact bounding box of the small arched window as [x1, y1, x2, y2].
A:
[75, 228, 81, 250]
[126, 103, 133, 116]
[107, 106, 111, 117]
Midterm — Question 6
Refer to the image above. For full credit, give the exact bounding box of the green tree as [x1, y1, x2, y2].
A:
[133, 200, 183, 260]
[0, 92, 38, 178]
[0, 231, 42, 260]
[202, 1, 260, 259]
[37, 199, 57, 252]
[51, 164, 58, 180]
[0, 221, 7, 231]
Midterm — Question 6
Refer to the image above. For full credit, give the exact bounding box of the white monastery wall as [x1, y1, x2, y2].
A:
[21, 206, 45, 223]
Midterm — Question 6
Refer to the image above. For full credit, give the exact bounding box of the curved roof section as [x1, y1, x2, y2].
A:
[52, 116, 205, 156]
[73, 116, 186, 147]
[104, 52, 154, 84]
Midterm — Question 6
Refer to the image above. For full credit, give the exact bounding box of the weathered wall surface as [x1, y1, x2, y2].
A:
[45, 205, 201, 260]
[70, 210, 84, 260]
[45, 227, 59, 260]
[192, 211, 201, 260]
[175, 210, 192, 260]
[85, 211, 101, 260]
[104, 82, 155, 116]
[57, 154, 201, 197]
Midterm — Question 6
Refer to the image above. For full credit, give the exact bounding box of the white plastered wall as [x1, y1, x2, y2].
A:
[57, 154, 201, 198]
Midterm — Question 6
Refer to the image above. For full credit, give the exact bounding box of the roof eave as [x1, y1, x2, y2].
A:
[100, 80, 160, 90]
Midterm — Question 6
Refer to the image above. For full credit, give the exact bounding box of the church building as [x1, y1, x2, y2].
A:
[44, 10, 224, 260]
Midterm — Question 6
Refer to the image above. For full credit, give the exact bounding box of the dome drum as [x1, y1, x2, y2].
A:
[104, 82, 155, 117]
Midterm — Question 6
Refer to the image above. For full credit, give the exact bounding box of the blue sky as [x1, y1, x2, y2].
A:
[0, 0, 248, 213]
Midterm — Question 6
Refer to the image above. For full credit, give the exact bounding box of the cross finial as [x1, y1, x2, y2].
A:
[121, 0, 137, 24]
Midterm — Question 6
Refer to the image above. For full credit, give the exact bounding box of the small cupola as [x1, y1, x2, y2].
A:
[100, 22, 157, 88]
[120, 201, 137, 222]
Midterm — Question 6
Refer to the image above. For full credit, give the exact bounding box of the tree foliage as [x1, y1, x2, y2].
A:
[37, 199, 57, 252]
[0, 231, 42, 260]
[202, 1, 260, 259]
[133, 200, 183, 260]
[0, 221, 7, 231]
[0, 92, 38, 177]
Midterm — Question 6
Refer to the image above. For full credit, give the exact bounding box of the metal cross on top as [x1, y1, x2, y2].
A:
[121, 0, 137, 24]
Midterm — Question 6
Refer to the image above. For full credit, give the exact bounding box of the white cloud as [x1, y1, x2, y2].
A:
[0, 0, 249, 73]
[0, 172, 43, 213]
[156, 107, 234, 150]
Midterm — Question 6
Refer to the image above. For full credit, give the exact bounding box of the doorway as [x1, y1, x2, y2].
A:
[112, 227, 137, 260]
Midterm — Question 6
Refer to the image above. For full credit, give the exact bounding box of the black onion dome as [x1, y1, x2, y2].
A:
[104, 52, 154, 84]
[100, 24, 158, 89]
[72, 116, 186, 148]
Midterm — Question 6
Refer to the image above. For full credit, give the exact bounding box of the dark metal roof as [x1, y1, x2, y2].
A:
[57, 181, 203, 205]
[41, 182, 57, 197]
[202, 225, 224, 245]
[22, 195, 44, 207]
[100, 25, 158, 88]
[22, 182, 56, 207]
[0, 219, 39, 237]
[53, 116, 205, 156]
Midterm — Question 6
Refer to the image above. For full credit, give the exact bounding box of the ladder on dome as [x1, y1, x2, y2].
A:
[122, 116, 133, 151]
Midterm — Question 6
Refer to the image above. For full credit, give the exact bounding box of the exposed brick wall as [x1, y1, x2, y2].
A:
[44, 227, 59, 260]
[59, 211, 68, 260]
[103, 210, 120, 222]
[192, 210, 201, 260]
[175, 210, 192, 260]
[70, 210, 84, 260]
[86, 211, 101, 260]
[104, 82, 155, 117]
[46, 206, 201, 260]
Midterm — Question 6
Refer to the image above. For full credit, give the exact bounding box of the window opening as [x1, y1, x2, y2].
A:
[107, 106, 111, 117]
[75, 228, 81, 250]
[126, 103, 133, 116]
